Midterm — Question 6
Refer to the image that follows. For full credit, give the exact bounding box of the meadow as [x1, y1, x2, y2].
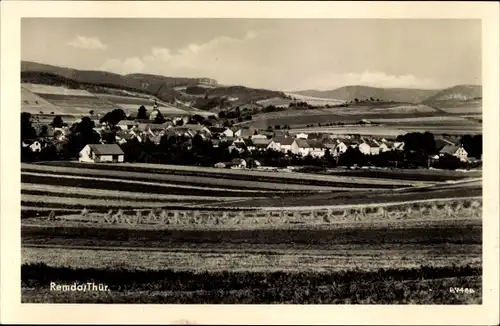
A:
[21, 212, 482, 303]
[21, 161, 482, 304]
[21, 263, 481, 304]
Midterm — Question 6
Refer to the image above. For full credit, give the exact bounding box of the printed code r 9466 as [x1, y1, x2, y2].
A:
[449, 287, 475, 294]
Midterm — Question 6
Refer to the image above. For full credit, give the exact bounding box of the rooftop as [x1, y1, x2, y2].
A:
[88, 144, 124, 155]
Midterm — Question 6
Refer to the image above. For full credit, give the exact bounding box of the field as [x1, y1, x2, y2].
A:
[22, 83, 121, 115]
[22, 83, 97, 96]
[21, 83, 195, 118]
[284, 93, 346, 106]
[21, 161, 482, 303]
[240, 100, 482, 134]
[428, 99, 482, 114]
[289, 124, 482, 136]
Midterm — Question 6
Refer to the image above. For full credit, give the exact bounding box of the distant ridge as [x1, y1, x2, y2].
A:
[422, 85, 482, 103]
[295, 86, 441, 103]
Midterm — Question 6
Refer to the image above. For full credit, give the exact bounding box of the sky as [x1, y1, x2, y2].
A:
[21, 18, 482, 91]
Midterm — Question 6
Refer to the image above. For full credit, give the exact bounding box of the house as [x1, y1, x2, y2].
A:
[307, 140, 326, 158]
[379, 142, 393, 153]
[439, 144, 468, 162]
[184, 124, 211, 136]
[291, 139, 311, 157]
[332, 140, 349, 156]
[251, 134, 268, 140]
[393, 141, 405, 151]
[79, 144, 125, 163]
[230, 158, 247, 169]
[273, 136, 295, 154]
[267, 139, 281, 152]
[359, 140, 380, 155]
[228, 142, 247, 154]
[234, 127, 257, 139]
[252, 138, 271, 151]
[117, 120, 138, 131]
[242, 139, 255, 151]
[222, 128, 234, 138]
[435, 138, 456, 152]
[295, 132, 308, 139]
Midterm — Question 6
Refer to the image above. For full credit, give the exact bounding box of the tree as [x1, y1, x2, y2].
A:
[39, 125, 48, 137]
[51, 115, 64, 128]
[89, 110, 95, 116]
[64, 117, 101, 159]
[100, 109, 126, 126]
[354, 98, 359, 103]
[176, 119, 184, 126]
[21, 112, 36, 141]
[137, 105, 148, 119]
[154, 110, 166, 124]
[460, 134, 482, 159]
[218, 111, 226, 119]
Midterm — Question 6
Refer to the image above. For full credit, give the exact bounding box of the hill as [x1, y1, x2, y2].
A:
[421, 85, 482, 114]
[296, 86, 440, 103]
[422, 85, 482, 103]
[21, 61, 284, 110]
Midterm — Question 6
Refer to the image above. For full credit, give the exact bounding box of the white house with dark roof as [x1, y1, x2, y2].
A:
[306, 139, 326, 158]
[359, 140, 381, 155]
[79, 144, 124, 163]
[291, 139, 311, 157]
[439, 144, 468, 162]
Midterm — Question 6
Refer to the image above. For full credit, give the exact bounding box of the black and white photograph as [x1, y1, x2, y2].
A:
[2, 1, 499, 324]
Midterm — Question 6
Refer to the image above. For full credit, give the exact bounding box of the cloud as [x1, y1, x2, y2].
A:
[100, 57, 145, 75]
[67, 35, 107, 50]
[99, 30, 263, 76]
[99, 30, 442, 90]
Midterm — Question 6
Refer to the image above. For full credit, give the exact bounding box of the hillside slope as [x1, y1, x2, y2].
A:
[422, 85, 482, 103]
[296, 86, 440, 104]
[422, 85, 482, 114]
[21, 61, 284, 110]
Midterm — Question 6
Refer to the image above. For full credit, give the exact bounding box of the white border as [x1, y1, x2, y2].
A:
[1, 1, 499, 325]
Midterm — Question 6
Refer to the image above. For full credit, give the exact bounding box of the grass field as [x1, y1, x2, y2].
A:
[289, 125, 482, 136]
[22, 215, 482, 303]
[21, 162, 481, 213]
[21, 263, 481, 304]
[21, 160, 482, 304]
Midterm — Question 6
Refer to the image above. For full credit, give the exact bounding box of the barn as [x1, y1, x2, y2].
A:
[79, 144, 125, 163]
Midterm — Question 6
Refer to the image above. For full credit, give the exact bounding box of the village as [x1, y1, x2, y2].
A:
[21, 105, 480, 171]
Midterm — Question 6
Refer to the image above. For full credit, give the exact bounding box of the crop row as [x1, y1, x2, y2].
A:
[327, 169, 481, 182]
[22, 245, 481, 274]
[22, 220, 482, 248]
[21, 174, 280, 197]
[32, 162, 416, 187]
[21, 263, 481, 304]
[22, 165, 364, 191]
[21, 183, 248, 202]
[38, 198, 482, 227]
[228, 185, 483, 207]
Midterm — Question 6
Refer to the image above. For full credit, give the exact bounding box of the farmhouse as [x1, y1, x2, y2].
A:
[439, 144, 468, 162]
[291, 139, 310, 156]
[79, 144, 125, 163]
[359, 140, 380, 155]
[307, 140, 326, 158]
[251, 138, 271, 151]
[277, 137, 295, 153]
[333, 140, 349, 155]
